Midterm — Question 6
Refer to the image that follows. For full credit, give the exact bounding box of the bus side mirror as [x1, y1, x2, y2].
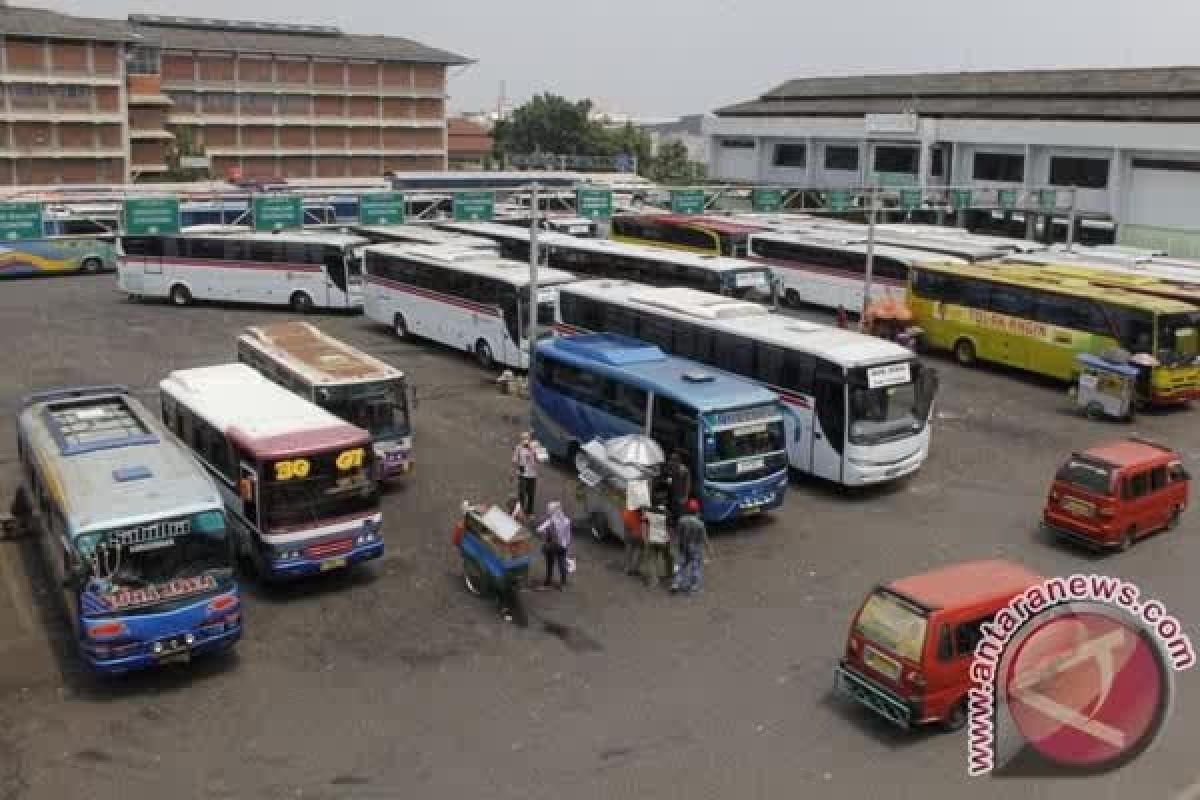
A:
[238, 478, 255, 503]
[63, 562, 86, 590]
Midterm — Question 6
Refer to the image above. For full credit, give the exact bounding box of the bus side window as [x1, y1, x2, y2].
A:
[651, 395, 696, 467]
[781, 352, 816, 395]
[323, 246, 348, 292]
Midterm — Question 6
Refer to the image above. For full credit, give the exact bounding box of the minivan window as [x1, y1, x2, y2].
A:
[1151, 466, 1168, 492]
[1127, 472, 1151, 499]
[855, 590, 928, 662]
[1056, 458, 1113, 496]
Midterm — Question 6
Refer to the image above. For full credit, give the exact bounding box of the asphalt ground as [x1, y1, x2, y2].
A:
[0, 273, 1198, 800]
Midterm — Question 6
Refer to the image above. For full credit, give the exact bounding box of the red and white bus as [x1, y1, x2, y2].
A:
[117, 229, 369, 313]
[160, 364, 384, 581]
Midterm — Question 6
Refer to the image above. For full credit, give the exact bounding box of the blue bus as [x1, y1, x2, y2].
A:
[532, 334, 789, 523]
[15, 386, 242, 675]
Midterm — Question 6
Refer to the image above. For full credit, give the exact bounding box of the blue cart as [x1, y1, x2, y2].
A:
[1074, 353, 1140, 422]
[454, 506, 533, 625]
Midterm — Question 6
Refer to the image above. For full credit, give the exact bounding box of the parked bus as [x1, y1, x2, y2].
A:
[610, 213, 764, 258]
[556, 282, 936, 485]
[348, 224, 500, 251]
[1004, 249, 1200, 288]
[533, 334, 789, 523]
[996, 260, 1200, 308]
[363, 243, 578, 370]
[161, 364, 383, 580]
[117, 229, 369, 312]
[493, 212, 598, 237]
[15, 385, 241, 675]
[748, 231, 966, 311]
[1, 236, 117, 277]
[178, 199, 337, 227]
[908, 262, 1200, 404]
[436, 221, 775, 298]
[237, 321, 414, 481]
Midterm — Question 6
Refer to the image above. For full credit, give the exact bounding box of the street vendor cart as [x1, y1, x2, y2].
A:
[575, 434, 664, 543]
[1073, 352, 1140, 422]
[863, 296, 923, 351]
[453, 503, 534, 625]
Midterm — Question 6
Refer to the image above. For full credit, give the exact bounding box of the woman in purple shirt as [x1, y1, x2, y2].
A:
[537, 501, 571, 590]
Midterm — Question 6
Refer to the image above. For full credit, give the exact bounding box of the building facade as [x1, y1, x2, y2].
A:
[0, 6, 468, 185]
[708, 68, 1200, 255]
[447, 116, 493, 170]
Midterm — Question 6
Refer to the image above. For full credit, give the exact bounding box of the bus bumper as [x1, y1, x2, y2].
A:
[82, 624, 242, 677]
[1151, 386, 1200, 405]
[703, 473, 788, 523]
[844, 443, 928, 486]
[266, 539, 385, 580]
[834, 661, 917, 729]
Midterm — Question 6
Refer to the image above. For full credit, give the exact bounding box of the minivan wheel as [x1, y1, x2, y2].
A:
[1119, 527, 1135, 552]
[953, 339, 976, 367]
[941, 699, 967, 733]
[169, 284, 192, 306]
[1168, 507, 1182, 530]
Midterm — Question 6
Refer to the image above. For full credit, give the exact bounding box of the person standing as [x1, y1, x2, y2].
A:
[671, 498, 706, 594]
[513, 432, 539, 517]
[537, 500, 571, 590]
[641, 503, 672, 588]
[665, 451, 691, 533]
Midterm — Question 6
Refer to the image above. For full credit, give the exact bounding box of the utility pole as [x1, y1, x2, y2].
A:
[527, 182, 540, 411]
[861, 186, 878, 326]
[1065, 187, 1078, 251]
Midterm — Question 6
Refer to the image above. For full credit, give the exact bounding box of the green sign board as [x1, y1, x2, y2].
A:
[899, 189, 923, 211]
[751, 189, 784, 212]
[669, 189, 706, 214]
[253, 195, 304, 231]
[357, 192, 405, 226]
[828, 190, 854, 212]
[951, 189, 973, 211]
[1038, 189, 1058, 211]
[997, 189, 1018, 210]
[453, 191, 495, 221]
[0, 202, 43, 240]
[123, 196, 180, 236]
[576, 188, 613, 220]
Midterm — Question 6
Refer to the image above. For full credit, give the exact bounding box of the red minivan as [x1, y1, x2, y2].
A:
[835, 560, 1044, 731]
[1044, 438, 1190, 551]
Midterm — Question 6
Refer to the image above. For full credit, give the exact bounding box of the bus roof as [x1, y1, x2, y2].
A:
[539, 333, 779, 412]
[168, 227, 367, 248]
[239, 321, 403, 386]
[160, 364, 369, 461]
[16, 386, 222, 537]
[563, 281, 913, 368]
[349, 224, 500, 250]
[631, 214, 766, 235]
[750, 230, 969, 265]
[916, 261, 1197, 313]
[364, 242, 578, 287]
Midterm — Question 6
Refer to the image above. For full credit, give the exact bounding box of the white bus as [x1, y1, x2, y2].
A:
[747, 231, 966, 311]
[363, 243, 578, 370]
[236, 321, 414, 481]
[160, 364, 383, 581]
[117, 229, 369, 312]
[436, 220, 776, 298]
[555, 281, 938, 486]
[348, 224, 500, 251]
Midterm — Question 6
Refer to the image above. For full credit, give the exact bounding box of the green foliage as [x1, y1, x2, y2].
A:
[645, 140, 705, 184]
[158, 125, 204, 182]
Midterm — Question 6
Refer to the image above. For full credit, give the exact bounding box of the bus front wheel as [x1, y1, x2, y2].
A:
[290, 292, 314, 314]
[475, 339, 495, 371]
[169, 284, 192, 307]
[80, 257, 103, 274]
[784, 289, 801, 308]
[953, 339, 976, 367]
[393, 313, 409, 340]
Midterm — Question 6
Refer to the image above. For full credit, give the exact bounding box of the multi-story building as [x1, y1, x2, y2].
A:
[0, 5, 469, 185]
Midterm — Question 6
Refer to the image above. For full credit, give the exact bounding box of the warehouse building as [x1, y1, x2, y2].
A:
[0, 5, 469, 185]
[708, 68, 1200, 255]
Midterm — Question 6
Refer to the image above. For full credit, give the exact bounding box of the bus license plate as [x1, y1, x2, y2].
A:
[737, 458, 765, 474]
[159, 651, 191, 666]
[320, 557, 348, 572]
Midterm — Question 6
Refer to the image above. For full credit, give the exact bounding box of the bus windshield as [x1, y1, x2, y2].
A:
[342, 381, 411, 440]
[263, 448, 379, 531]
[1158, 311, 1200, 363]
[702, 406, 787, 481]
[847, 364, 925, 446]
[76, 511, 231, 600]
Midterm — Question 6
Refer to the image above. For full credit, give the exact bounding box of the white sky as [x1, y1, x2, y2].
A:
[29, 0, 1200, 118]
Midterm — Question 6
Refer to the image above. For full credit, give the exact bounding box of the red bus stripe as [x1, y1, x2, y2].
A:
[365, 275, 501, 318]
[750, 256, 905, 288]
[130, 257, 323, 274]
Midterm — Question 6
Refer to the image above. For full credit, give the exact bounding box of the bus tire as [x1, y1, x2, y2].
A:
[393, 313, 409, 340]
[80, 257, 103, 274]
[953, 338, 976, 367]
[784, 289, 801, 308]
[475, 339, 494, 371]
[169, 284, 192, 307]
[290, 292, 314, 314]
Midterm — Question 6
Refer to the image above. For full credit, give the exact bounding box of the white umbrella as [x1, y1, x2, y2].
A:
[603, 434, 665, 469]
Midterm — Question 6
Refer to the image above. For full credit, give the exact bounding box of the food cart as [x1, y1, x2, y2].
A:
[1073, 352, 1140, 422]
[453, 503, 534, 624]
[863, 296, 923, 351]
[575, 434, 664, 542]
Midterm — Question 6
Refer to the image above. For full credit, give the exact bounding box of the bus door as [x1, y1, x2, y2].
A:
[322, 247, 348, 308]
[235, 462, 262, 555]
[811, 367, 847, 483]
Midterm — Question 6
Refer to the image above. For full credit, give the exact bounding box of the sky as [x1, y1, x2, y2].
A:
[28, 0, 1200, 118]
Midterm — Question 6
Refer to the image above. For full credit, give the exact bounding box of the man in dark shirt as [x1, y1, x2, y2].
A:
[670, 498, 706, 594]
[665, 451, 691, 531]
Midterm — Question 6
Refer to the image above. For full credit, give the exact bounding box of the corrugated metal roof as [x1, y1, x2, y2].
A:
[0, 5, 142, 42]
[716, 67, 1200, 121]
[131, 17, 470, 64]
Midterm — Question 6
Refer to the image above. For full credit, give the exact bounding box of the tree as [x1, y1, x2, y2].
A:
[160, 125, 205, 182]
[493, 94, 599, 156]
[646, 140, 704, 184]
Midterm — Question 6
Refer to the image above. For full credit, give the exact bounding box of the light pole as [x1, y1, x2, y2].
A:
[861, 186, 878, 326]
[527, 182, 540, 418]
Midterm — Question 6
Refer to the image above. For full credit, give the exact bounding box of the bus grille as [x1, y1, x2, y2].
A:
[304, 538, 354, 560]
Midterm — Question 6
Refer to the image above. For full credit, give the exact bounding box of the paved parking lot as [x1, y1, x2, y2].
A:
[0, 273, 1198, 800]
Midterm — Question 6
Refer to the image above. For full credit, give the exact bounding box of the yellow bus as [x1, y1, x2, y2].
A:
[995, 260, 1200, 309]
[609, 214, 763, 257]
[908, 262, 1200, 405]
